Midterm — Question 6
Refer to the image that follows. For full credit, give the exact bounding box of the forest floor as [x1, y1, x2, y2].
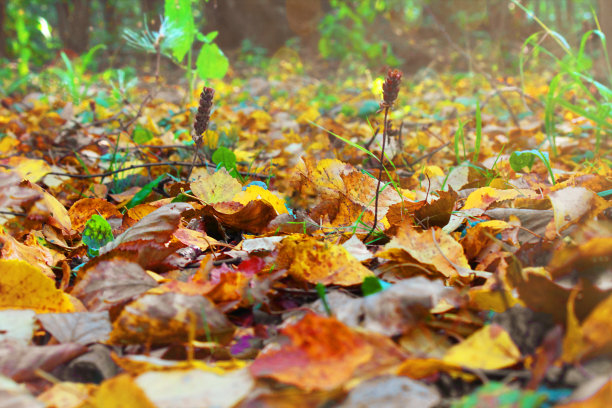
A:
[0, 61, 611, 407]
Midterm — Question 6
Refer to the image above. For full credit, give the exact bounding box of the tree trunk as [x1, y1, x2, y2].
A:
[140, 0, 162, 30]
[55, 0, 91, 54]
[100, 0, 118, 43]
[203, 0, 292, 52]
[0, 0, 6, 58]
[598, 0, 612, 63]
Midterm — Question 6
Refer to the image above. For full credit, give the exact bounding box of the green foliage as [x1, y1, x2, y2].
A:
[82, 214, 114, 257]
[318, 0, 401, 68]
[509, 149, 556, 185]
[164, 0, 196, 62]
[126, 174, 166, 209]
[44, 45, 106, 105]
[195, 35, 230, 80]
[515, 0, 612, 156]
[315, 283, 333, 317]
[361, 276, 384, 296]
[132, 125, 154, 144]
[212, 146, 242, 180]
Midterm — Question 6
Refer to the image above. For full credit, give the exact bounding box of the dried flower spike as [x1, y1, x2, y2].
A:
[193, 87, 215, 140]
[381, 69, 402, 108]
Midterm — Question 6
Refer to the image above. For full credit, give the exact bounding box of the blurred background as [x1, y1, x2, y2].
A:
[1, 0, 610, 83]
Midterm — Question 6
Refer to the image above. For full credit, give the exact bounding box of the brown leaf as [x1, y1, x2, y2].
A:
[100, 203, 193, 254]
[37, 312, 112, 345]
[0, 340, 86, 381]
[110, 292, 235, 345]
[0, 171, 40, 211]
[204, 200, 277, 234]
[72, 260, 158, 312]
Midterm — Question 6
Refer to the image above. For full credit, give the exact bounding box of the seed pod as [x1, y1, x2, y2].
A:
[193, 87, 215, 141]
[382, 69, 402, 108]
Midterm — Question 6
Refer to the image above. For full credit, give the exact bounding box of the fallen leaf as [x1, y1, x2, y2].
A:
[79, 374, 156, 408]
[0, 340, 86, 381]
[37, 312, 111, 345]
[0, 260, 75, 313]
[71, 260, 158, 312]
[377, 224, 471, 283]
[0, 310, 36, 344]
[442, 324, 521, 370]
[190, 167, 242, 204]
[100, 203, 193, 254]
[68, 198, 122, 233]
[135, 368, 254, 408]
[110, 292, 235, 345]
[277, 234, 373, 286]
[338, 375, 440, 408]
[250, 313, 373, 390]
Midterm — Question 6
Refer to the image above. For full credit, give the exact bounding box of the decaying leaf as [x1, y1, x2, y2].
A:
[110, 292, 235, 345]
[277, 234, 373, 286]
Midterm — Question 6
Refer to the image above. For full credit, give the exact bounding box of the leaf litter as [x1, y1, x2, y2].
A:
[0, 63, 610, 407]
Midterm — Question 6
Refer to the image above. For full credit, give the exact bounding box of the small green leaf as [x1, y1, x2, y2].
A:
[196, 43, 229, 80]
[509, 150, 536, 172]
[212, 146, 237, 171]
[82, 214, 114, 257]
[197, 30, 219, 43]
[132, 125, 153, 144]
[358, 100, 380, 118]
[361, 276, 383, 296]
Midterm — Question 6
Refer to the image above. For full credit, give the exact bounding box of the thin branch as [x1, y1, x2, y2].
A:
[43, 161, 272, 180]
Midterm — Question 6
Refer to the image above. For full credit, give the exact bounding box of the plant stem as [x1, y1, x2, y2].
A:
[365, 106, 390, 242]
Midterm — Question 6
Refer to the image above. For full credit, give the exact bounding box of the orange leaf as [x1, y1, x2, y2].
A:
[250, 313, 373, 390]
[69, 198, 121, 232]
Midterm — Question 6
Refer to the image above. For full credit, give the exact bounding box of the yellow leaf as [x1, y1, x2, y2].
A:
[79, 374, 156, 408]
[191, 168, 242, 204]
[277, 235, 373, 286]
[7, 156, 51, 183]
[0, 259, 75, 313]
[233, 185, 288, 215]
[296, 106, 320, 125]
[442, 324, 521, 370]
[462, 187, 536, 210]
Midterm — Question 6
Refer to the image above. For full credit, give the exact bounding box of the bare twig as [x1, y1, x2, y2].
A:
[44, 161, 271, 180]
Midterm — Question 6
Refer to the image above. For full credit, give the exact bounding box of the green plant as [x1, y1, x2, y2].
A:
[509, 149, 556, 185]
[82, 214, 114, 257]
[515, 0, 612, 156]
[318, 0, 401, 68]
[212, 147, 244, 182]
[44, 45, 106, 105]
[123, 1, 229, 96]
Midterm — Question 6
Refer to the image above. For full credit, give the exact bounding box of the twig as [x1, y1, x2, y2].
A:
[44, 161, 272, 180]
[0, 210, 27, 217]
[410, 142, 451, 167]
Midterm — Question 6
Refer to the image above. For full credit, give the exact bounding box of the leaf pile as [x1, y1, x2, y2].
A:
[0, 68, 611, 407]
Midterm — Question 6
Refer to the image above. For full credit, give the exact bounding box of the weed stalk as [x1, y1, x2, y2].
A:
[365, 69, 402, 242]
